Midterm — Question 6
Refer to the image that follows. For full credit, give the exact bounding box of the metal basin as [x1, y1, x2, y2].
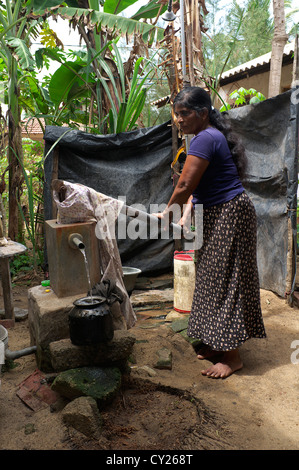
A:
[122, 267, 142, 294]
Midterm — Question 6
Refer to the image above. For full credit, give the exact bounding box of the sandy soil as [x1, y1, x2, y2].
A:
[0, 279, 299, 451]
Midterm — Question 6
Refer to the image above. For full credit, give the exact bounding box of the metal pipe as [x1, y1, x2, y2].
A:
[122, 204, 183, 238]
[68, 233, 85, 250]
[180, 0, 186, 76]
[5, 346, 37, 360]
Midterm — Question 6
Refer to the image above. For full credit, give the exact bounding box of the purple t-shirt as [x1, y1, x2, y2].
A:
[189, 127, 244, 208]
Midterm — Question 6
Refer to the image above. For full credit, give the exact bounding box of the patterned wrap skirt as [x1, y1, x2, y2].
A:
[187, 191, 266, 351]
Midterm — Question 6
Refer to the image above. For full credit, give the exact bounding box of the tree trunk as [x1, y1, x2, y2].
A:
[268, 0, 288, 98]
[7, 58, 24, 241]
[8, 114, 24, 241]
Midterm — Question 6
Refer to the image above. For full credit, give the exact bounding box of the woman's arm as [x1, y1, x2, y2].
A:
[179, 195, 193, 227]
[158, 154, 209, 222]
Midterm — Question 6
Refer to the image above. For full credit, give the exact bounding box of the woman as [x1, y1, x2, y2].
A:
[155, 86, 266, 379]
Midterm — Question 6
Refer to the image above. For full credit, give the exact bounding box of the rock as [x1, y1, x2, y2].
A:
[131, 289, 173, 308]
[130, 365, 157, 377]
[179, 329, 203, 349]
[148, 279, 173, 290]
[49, 330, 136, 372]
[169, 317, 190, 333]
[14, 308, 28, 321]
[24, 423, 35, 435]
[165, 310, 187, 322]
[154, 347, 172, 370]
[135, 276, 173, 291]
[62, 396, 102, 439]
[51, 366, 121, 407]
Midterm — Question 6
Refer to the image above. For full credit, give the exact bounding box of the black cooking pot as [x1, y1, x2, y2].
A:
[68, 296, 114, 345]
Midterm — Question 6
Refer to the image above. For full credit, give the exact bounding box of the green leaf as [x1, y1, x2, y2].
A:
[0, 80, 7, 104]
[48, 61, 85, 105]
[116, 102, 127, 133]
[30, 6, 160, 42]
[97, 73, 118, 126]
[34, 47, 65, 77]
[256, 92, 266, 101]
[237, 87, 247, 95]
[112, 42, 125, 102]
[24, 76, 49, 114]
[104, 0, 139, 15]
[220, 103, 231, 112]
[132, 0, 167, 20]
[28, 0, 79, 10]
[128, 88, 147, 130]
[97, 55, 122, 109]
[249, 96, 260, 104]
[247, 88, 258, 95]
[235, 96, 246, 106]
[67, 80, 92, 101]
[108, 108, 115, 133]
[229, 90, 240, 100]
[88, 0, 100, 10]
[6, 37, 34, 70]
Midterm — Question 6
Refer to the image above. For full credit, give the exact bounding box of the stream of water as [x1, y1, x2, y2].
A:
[79, 247, 94, 302]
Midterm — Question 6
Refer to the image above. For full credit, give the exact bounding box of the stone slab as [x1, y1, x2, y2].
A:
[131, 288, 174, 308]
[49, 330, 136, 372]
[52, 366, 121, 406]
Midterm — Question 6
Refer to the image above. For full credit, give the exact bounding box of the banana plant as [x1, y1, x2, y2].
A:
[104, 49, 155, 133]
[15, 151, 44, 271]
[0, 0, 43, 240]
[0, 0, 165, 238]
[30, 1, 165, 131]
[28, 0, 165, 42]
[40, 41, 156, 133]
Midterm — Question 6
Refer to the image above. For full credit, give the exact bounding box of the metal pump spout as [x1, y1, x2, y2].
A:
[68, 233, 85, 250]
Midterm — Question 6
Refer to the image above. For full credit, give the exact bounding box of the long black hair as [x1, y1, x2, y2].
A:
[173, 86, 248, 181]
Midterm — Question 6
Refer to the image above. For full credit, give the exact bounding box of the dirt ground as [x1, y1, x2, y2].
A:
[0, 278, 299, 452]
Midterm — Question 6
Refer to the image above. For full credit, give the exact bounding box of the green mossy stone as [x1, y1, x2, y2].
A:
[169, 317, 190, 333]
[179, 329, 203, 349]
[154, 347, 172, 370]
[52, 366, 121, 406]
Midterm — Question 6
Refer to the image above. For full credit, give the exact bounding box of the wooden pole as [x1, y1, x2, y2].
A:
[268, 0, 288, 98]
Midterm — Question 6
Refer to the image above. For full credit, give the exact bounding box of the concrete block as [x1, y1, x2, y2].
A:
[28, 285, 129, 371]
[28, 285, 83, 370]
[28, 285, 80, 348]
[45, 219, 101, 298]
[49, 330, 136, 372]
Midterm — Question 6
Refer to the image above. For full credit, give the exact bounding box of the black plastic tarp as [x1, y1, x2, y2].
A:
[229, 89, 298, 298]
[44, 121, 175, 275]
[44, 89, 298, 298]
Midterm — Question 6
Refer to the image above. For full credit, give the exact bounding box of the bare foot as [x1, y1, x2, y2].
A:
[201, 349, 243, 379]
